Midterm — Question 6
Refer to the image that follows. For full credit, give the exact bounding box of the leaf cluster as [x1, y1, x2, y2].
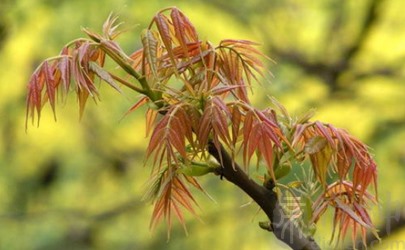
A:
[25, 7, 379, 247]
[290, 119, 379, 247]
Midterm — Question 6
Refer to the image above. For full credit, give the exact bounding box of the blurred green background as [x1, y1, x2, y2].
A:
[1, 0, 405, 249]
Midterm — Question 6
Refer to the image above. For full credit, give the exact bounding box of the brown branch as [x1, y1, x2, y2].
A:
[208, 142, 321, 250]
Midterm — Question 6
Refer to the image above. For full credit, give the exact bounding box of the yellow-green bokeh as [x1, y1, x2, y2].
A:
[1, 0, 405, 249]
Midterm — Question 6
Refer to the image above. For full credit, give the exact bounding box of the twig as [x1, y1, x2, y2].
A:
[208, 142, 321, 250]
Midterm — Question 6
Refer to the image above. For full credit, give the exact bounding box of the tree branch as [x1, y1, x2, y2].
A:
[208, 142, 320, 250]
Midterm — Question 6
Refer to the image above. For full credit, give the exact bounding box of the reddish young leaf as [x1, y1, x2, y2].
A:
[171, 8, 198, 43]
[129, 48, 143, 72]
[58, 56, 71, 95]
[153, 13, 177, 72]
[258, 128, 275, 178]
[293, 122, 377, 195]
[77, 86, 90, 119]
[123, 96, 149, 118]
[148, 167, 199, 236]
[197, 97, 231, 152]
[311, 181, 378, 247]
[41, 61, 56, 117]
[314, 121, 336, 150]
[216, 48, 249, 102]
[171, 8, 190, 58]
[230, 104, 242, 147]
[147, 104, 194, 171]
[240, 107, 283, 176]
[71, 44, 98, 98]
[145, 108, 158, 137]
[26, 72, 43, 127]
[216, 39, 267, 99]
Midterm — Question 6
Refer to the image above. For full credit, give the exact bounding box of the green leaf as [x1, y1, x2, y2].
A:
[305, 136, 327, 154]
[274, 161, 291, 179]
[141, 29, 159, 79]
[89, 61, 122, 93]
[177, 163, 215, 177]
[311, 146, 332, 186]
[302, 196, 314, 227]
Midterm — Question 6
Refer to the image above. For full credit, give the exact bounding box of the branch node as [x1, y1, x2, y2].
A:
[259, 221, 273, 232]
[263, 178, 275, 191]
[213, 166, 225, 180]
